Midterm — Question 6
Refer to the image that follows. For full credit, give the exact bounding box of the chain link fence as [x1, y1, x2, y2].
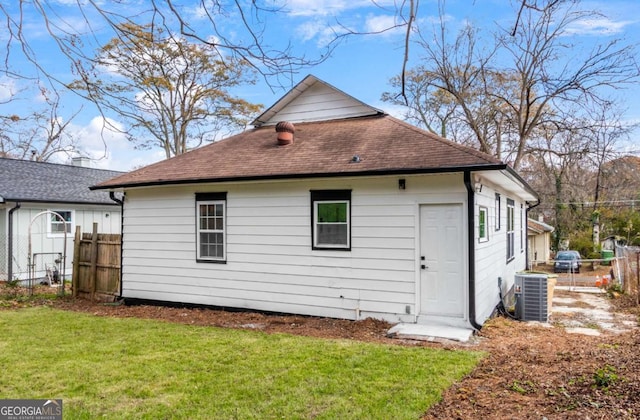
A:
[615, 244, 640, 303]
[0, 233, 32, 282]
[1, 232, 67, 298]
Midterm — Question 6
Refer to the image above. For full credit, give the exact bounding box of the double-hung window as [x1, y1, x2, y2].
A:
[196, 192, 227, 262]
[48, 210, 73, 236]
[507, 199, 515, 262]
[311, 190, 351, 250]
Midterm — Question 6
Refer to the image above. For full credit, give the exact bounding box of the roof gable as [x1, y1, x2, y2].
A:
[0, 158, 123, 205]
[252, 75, 382, 126]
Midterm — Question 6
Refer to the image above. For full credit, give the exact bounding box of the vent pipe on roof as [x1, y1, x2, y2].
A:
[72, 156, 91, 167]
[275, 121, 295, 146]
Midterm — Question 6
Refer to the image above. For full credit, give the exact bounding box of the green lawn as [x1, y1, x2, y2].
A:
[0, 307, 483, 419]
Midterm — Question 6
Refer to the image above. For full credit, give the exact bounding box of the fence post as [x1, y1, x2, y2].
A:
[636, 252, 639, 306]
[89, 222, 99, 301]
[72, 226, 81, 297]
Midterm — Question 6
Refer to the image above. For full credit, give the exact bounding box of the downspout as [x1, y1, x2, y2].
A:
[525, 201, 541, 270]
[7, 202, 21, 282]
[463, 172, 483, 331]
[109, 192, 124, 297]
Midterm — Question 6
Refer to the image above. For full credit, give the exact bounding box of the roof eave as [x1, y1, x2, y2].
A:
[474, 166, 539, 204]
[91, 163, 508, 191]
[0, 198, 121, 206]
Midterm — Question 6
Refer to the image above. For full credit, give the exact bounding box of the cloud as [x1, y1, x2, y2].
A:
[565, 17, 634, 35]
[284, 0, 396, 17]
[296, 20, 331, 43]
[0, 77, 16, 101]
[365, 14, 403, 35]
[294, 11, 405, 46]
[67, 116, 162, 171]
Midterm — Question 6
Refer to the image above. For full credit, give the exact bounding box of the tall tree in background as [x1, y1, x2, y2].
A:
[70, 23, 261, 158]
[386, 0, 639, 171]
[523, 114, 593, 250]
[0, 91, 80, 161]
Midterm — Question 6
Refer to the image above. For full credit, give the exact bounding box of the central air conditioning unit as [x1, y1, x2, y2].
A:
[514, 273, 549, 322]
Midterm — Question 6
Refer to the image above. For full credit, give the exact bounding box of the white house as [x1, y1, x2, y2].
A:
[93, 75, 539, 330]
[0, 158, 123, 282]
[527, 217, 555, 267]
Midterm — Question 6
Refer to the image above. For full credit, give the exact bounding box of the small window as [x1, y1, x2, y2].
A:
[507, 199, 515, 262]
[311, 190, 351, 250]
[48, 210, 73, 236]
[478, 206, 488, 242]
[196, 192, 227, 262]
[495, 193, 501, 231]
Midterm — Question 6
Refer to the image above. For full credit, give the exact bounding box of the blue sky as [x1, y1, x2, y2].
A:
[1, 0, 639, 171]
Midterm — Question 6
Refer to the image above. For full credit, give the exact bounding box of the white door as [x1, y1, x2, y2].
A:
[419, 204, 465, 319]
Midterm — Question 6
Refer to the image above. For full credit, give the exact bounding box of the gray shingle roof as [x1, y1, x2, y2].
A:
[0, 158, 123, 205]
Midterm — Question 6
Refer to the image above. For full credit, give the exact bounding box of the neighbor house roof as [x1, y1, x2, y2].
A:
[0, 158, 123, 205]
[94, 114, 512, 189]
[528, 218, 554, 234]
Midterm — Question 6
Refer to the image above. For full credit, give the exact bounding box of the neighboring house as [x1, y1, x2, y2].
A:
[0, 157, 123, 281]
[601, 235, 625, 251]
[527, 217, 554, 267]
[93, 75, 539, 329]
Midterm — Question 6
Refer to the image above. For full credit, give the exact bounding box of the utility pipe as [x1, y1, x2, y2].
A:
[109, 191, 124, 297]
[7, 202, 21, 282]
[464, 171, 483, 331]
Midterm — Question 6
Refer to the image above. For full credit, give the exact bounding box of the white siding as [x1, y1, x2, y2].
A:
[265, 82, 377, 124]
[474, 182, 529, 323]
[8, 204, 121, 280]
[529, 231, 551, 265]
[121, 174, 466, 323]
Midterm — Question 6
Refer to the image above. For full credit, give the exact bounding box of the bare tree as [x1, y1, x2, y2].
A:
[383, 70, 466, 140]
[0, 91, 80, 161]
[523, 118, 593, 250]
[582, 102, 636, 212]
[0, 2, 329, 89]
[388, 0, 639, 170]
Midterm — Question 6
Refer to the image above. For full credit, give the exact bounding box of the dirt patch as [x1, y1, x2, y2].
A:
[2, 284, 639, 419]
[424, 290, 640, 419]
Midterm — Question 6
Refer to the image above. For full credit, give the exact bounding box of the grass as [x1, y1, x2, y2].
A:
[0, 307, 483, 419]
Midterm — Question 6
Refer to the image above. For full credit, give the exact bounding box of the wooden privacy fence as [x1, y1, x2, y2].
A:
[72, 223, 121, 301]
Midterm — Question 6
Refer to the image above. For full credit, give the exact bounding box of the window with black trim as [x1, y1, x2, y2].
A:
[311, 190, 351, 250]
[196, 192, 227, 262]
[507, 198, 515, 261]
[479, 206, 488, 242]
[495, 193, 501, 231]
